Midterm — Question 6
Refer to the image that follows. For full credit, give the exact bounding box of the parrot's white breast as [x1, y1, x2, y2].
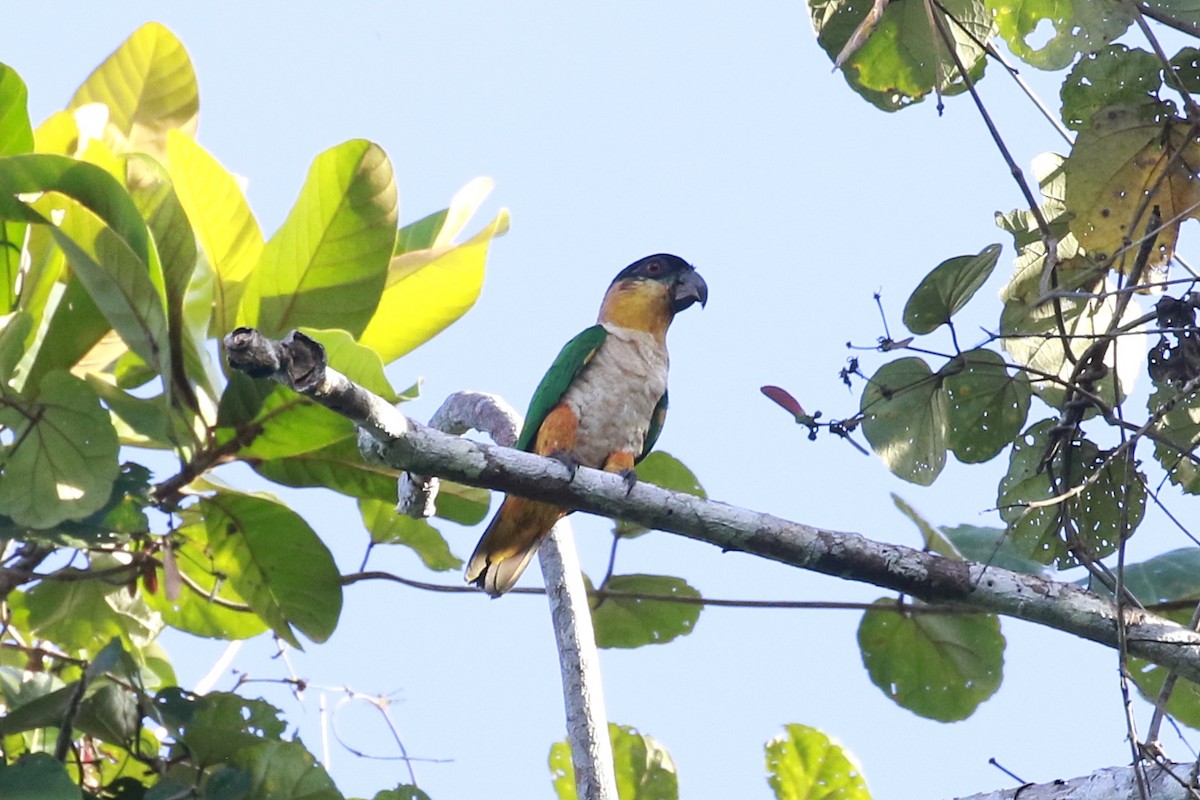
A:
[561, 323, 669, 468]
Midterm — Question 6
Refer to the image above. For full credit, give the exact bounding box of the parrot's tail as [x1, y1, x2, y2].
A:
[465, 496, 565, 597]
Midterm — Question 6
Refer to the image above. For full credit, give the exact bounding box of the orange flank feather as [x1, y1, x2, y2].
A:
[602, 449, 637, 474]
[534, 404, 580, 456]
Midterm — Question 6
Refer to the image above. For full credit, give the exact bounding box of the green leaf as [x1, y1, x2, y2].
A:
[142, 518, 270, 641]
[1171, 46, 1200, 93]
[1065, 106, 1200, 273]
[765, 724, 872, 800]
[200, 492, 343, 646]
[250, 436, 397, 500]
[1148, 380, 1200, 493]
[395, 210, 448, 255]
[359, 498, 462, 571]
[298, 328, 397, 402]
[891, 494, 962, 559]
[237, 385, 355, 460]
[860, 357, 947, 485]
[988, 0, 1133, 71]
[167, 691, 287, 766]
[939, 525, 1048, 575]
[370, 788, 433, 800]
[858, 598, 1003, 721]
[232, 739, 342, 800]
[902, 245, 1000, 335]
[77, 681, 140, 744]
[18, 575, 160, 657]
[0, 370, 120, 527]
[591, 574, 701, 649]
[1061, 46, 1164, 131]
[432, 480, 490, 526]
[359, 186, 508, 363]
[616, 451, 706, 537]
[997, 419, 1145, 567]
[67, 21, 198, 158]
[0, 311, 32, 381]
[0, 753, 80, 800]
[1000, 280, 1143, 410]
[0, 64, 33, 313]
[810, 0, 994, 111]
[0, 680, 77, 735]
[238, 139, 396, 338]
[1114, 548, 1200, 606]
[166, 130, 263, 337]
[941, 348, 1031, 464]
[550, 723, 677, 800]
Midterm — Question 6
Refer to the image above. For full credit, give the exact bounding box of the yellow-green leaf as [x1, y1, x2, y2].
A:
[67, 22, 198, 158]
[765, 724, 872, 800]
[238, 139, 396, 338]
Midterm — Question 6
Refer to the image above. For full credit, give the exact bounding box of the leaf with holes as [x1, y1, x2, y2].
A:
[1065, 105, 1200, 275]
[591, 574, 702, 649]
[765, 724, 872, 800]
[550, 723, 678, 800]
[902, 245, 1001, 335]
[1148, 380, 1200, 494]
[858, 598, 1003, 721]
[942, 348, 1031, 464]
[860, 357, 948, 485]
[989, 0, 1133, 71]
[997, 419, 1145, 567]
[1061, 46, 1165, 131]
[199, 492, 342, 646]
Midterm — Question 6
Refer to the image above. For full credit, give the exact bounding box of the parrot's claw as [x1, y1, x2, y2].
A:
[619, 468, 638, 495]
[548, 449, 582, 481]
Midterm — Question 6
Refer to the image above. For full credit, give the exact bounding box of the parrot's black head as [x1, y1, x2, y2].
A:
[609, 253, 708, 316]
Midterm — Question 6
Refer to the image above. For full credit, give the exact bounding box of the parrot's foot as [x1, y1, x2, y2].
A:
[547, 449, 582, 480]
[618, 468, 638, 495]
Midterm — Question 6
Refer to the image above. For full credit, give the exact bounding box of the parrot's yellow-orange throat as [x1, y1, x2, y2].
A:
[597, 278, 674, 341]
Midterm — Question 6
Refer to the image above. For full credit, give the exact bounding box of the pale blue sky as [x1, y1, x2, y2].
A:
[6, 3, 1191, 798]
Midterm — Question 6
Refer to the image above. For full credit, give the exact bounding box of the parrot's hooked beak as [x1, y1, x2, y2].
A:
[671, 268, 708, 314]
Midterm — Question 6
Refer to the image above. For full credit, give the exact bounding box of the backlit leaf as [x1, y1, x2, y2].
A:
[200, 492, 343, 646]
[902, 245, 1000, 335]
[0, 371, 119, 528]
[989, 0, 1133, 71]
[67, 22, 198, 158]
[233, 739, 341, 800]
[860, 357, 948, 485]
[1148, 380, 1200, 493]
[765, 724, 872, 800]
[360, 498, 462, 571]
[551, 723, 677, 800]
[1065, 105, 1200, 274]
[1061, 46, 1165, 131]
[858, 598, 1003, 721]
[238, 139, 397, 338]
[810, 0, 994, 111]
[591, 574, 702, 649]
[997, 419, 1145, 567]
[941, 348, 1031, 463]
[360, 183, 508, 363]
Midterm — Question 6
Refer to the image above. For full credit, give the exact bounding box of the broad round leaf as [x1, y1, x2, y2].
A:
[591, 574, 702, 649]
[359, 498, 462, 571]
[990, 0, 1133, 71]
[0, 371, 119, 528]
[811, 0, 994, 111]
[238, 139, 397, 338]
[997, 419, 1146, 567]
[550, 723, 678, 800]
[902, 244, 1000, 335]
[1115, 548, 1200, 606]
[941, 348, 1031, 463]
[860, 357, 948, 485]
[1061, 45, 1163, 131]
[858, 598, 1004, 721]
[67, 22, 198, 158]
[1148, 380, 1200, 493]
[616, 451, 706, 537]
[0, 753, 79, 800]
[765, 723, 872, 800]
[200, 492, 343, 646]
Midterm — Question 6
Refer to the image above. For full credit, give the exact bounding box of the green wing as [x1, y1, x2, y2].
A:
[640, 390, 668, 462]
[515, 325, 609, 452]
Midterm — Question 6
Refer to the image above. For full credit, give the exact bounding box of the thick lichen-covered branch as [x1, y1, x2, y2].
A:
[224, 327, 1200, 685]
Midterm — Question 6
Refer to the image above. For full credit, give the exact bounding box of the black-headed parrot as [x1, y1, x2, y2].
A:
[465, 253, 707, 596]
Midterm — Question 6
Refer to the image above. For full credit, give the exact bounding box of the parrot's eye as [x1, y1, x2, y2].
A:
[645, 260, 662, 275]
